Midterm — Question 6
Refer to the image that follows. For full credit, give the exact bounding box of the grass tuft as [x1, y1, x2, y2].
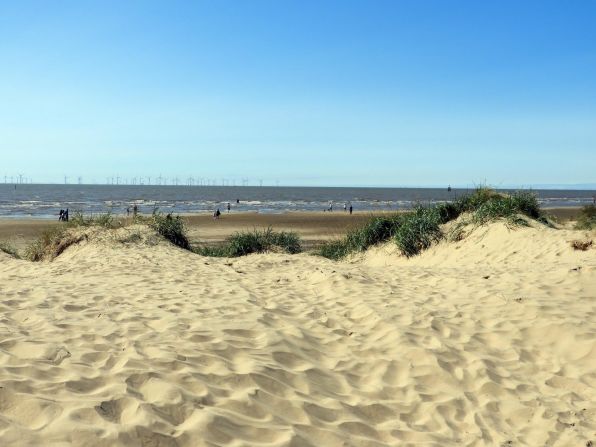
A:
[25, 227, 86, 261]
[471, 191, 541, 225]
[317, 239, 352, 261]
[148, 211, 191, 250]
[68, 211, 117, 229]
[196, 227, 301, 257]
[575, 204, 596, 230]
[0, 241, 20, 259]
[393, 207, 443, 257]
[117, 231, 143, 244]
[318, 215, 402, 260]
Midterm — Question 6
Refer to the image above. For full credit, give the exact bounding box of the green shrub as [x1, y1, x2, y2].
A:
[576, 204, 596, 230]
[149, 212, 190, 250]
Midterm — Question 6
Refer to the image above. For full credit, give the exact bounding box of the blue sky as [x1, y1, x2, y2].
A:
[1, 0, 595, 187]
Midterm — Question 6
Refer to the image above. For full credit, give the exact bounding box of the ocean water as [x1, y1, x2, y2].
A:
[0, 184, 594, 219]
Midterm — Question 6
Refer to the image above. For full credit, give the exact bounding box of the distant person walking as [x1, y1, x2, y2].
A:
[133, 205, 138, 217]
[59, 209, 64, 221]
[213, 208, 221, 220]
[64, 208, 69, 222]
[343, 203, 347, 212]
[227, 202, 231, 213]
[349, 205, 353, 215]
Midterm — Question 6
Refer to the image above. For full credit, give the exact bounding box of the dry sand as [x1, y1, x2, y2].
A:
[0, 218, 594, 446]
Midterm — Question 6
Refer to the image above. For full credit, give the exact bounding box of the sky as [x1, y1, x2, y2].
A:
[0, 0, 595, 187]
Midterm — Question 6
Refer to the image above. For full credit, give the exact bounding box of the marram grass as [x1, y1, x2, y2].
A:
[319, 187, 545, 260]
[196, 227, 301, 257]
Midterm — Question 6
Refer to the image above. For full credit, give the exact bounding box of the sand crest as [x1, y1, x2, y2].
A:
[0, 223, 594, 446]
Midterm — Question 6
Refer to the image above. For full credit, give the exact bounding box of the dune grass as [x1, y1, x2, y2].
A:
[318, 187, 544, 260]
[470, 191, 540, 225]
[25, 209, 304, 261]
[25, 226, 86, 261]
[317, 215, 401, 260]
[0, 241, 20, 259]
[148, 211, 191, 250]
[393, 206, 444, 257]
[575, 204, 596, 230]
[25, 212, 120, 261]
[25, 209, 192, 261]
[196, 227, 302, 257]
[68, 211, 117, 229]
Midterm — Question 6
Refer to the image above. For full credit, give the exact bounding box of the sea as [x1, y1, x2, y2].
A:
[0, 184, 594, 219]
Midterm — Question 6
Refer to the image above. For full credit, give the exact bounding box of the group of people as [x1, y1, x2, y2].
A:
[126, 205, 139, 217]
[213, 200, 238, 219]
[325, 202, 353, 214]
[58, 208, 69, 221]
[57, 197, 356, 222]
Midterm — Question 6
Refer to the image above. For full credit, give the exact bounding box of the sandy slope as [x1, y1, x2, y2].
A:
[0, 223, 594, 446]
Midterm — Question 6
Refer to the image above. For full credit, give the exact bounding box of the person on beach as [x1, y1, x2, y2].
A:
[133, 205, 138, 217]
[213, 208, 221, 219]
[343, 203, 347, 212]
[349, 205, 353, 215]
[126, 207, 130, 216]
[59, 210, 64, 221]
[64, 208, 69, 222]
[227, 202, 231, 213]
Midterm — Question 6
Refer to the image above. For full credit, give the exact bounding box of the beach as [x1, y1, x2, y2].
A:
[0, 209, 594, 446]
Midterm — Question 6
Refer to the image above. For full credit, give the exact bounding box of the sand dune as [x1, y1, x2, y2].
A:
[0, 222, 594, 446]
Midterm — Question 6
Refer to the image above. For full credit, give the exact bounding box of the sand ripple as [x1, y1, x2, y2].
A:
[0, 224, 594, 446]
